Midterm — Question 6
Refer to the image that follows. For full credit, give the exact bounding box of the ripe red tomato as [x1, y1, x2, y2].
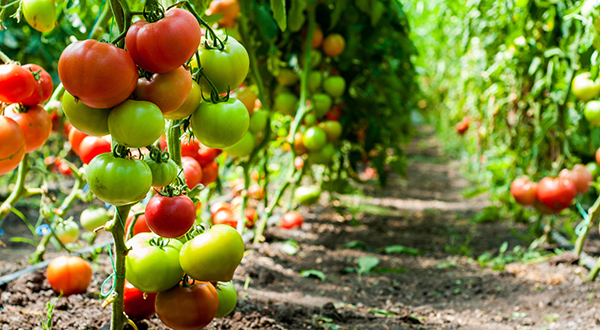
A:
[325, 105, 343, 121]
[78, 136, 111, 164]
[294, 156, 304, 170]
[510, 177, 538, 206]
[248, 183, 264, 200]
[67, 127, 88, 156]
[145, 194, 196, 238]
[210, 201, 231, 216]
[280, 211, 303, 229]
[207, 0, 240, 29]
[0, 64, 37, 103]
[196, 144, 222, 167]
[181, 137, 200, 158]
[322, 33, 345, 57]
[201, 161, 219, 186]
[155, 282, 219, 329]
[596, 147, 600, 165]
[559, 164, 593, 194]
[126, 8, 201, 74]
[135, 66, 192, 114]
[212, 209, 237, 228]
[5, 104, 52, 153]
[123, 280, 158, 320]
[46, 256, 92, 296]
[126, 213, 152, 237]
[455, 117, 471, 135]
[58, 39, 138, 108]
[0, 116, 26, 175]
[244, 208, 257, 228]
[536, 176, 577, 212]
[21, 64, 53, 106]
[182, 156, 203, 189]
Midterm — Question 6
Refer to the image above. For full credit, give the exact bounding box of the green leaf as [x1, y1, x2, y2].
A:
[368, 308, 395, 317]
[188, 0, 212, 13]
[344, 240, 368, 251]
[301, 269, 326, 281]
[357, 256, 379, 274]
[384, 245, 421, 256]
[288, 0, 307, 32]
[10, 237, 37, 246]
[280, 240, 299, 255]
[270, 0, 287, 31]
[256, 5, 280, 40]
[330, 0, 349, 29]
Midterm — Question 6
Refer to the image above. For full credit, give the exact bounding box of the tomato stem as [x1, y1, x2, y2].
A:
[177, 1, 225, 51]
[0, 48, 11, 64]
[574, 195, 600, 256]
[107, 204, 132, 330]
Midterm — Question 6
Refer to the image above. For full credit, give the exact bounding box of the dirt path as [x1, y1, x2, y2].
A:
[3, 126, 600, 329]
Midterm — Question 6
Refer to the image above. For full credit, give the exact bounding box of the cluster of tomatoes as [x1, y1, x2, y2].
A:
[573, 72, 600, 126]
[0, 63, 53, 175]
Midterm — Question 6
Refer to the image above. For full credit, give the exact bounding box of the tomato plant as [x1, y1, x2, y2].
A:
[46, 256, 92, 296]
[145, 194, 196, 238]
[155, 281, 219, 329]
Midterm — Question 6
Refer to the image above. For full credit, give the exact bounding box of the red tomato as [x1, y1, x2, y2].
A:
[196, 144, 222, 167]
[280, 211, 303, 229]
[57, 159, 72, 176]
[325, 105, 343, 121]
[181, 137, 200, 158]
[0, 64, 37, 103]
[5, 104, 52, 153]
[135, 66, 192, 114]
[123, 280, 158, 320]
[294, 156, 304, 170]
[248, 183, 264, 200]
[126, 213, 152, 237]
[596, 147, 600, 164]
[182, 156, 203, 189]
[79, 136, 111, 164]
[455, 117, 470, 135]
[21, 64, 53, 106]
[46, 256, 92, 296]
[200, 161, 219, 186]
[125, 8, 201, 73]
[536, 177, 577, 212]
[245, 208, 257, 228]
[0, 116, 26, 175]
[58, 39, 138, 108]
[155, 282, 219, 330]
[145, 194, 196, 238]
[559, 164, 593, 194]
[510, 177, 538, 206]
[68, 127, 88, 156]
[213, 209, 237, 228]
[210, 201, 231, 216]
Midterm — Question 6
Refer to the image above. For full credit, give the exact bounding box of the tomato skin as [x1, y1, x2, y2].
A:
[126, 213, 152, 237]
[58, 39, 138, 108]
[303, 127, 327, 151]
[165, 80, 202, 120]
[54, 219, 80, 244]
[21, 64, 53, 105]
[22, 0, 56, 32]
[108, 100, 165, 148]
[180, 224, 244, 282]
[192, 37, 249, 95]
[191, 98, 249, 149]
[144, 157, 178, 188]
[125, 8, 201, 74]
[78, 136, 111, 164]
[123, 281, 157, 320]
[125, 233, 184, 293]
[572, 72, 600, 102]
[536, 177, 577, 212]
[196, 144, 222, 167]
[46, 256, 92, 296]
[145, 195, 196, 238]
[62, 92, 111, 136]
[135, 66, 192, 114]
[200, 161, 219, 186]
[215, 281, 237, 318]
[0, 64, 37, 104]
[585, 101, 600, 126]
[296, 186, 321, 206]
[80, 207, 110, 231]
[67, 128, 88, 156]
[212, 209, 237, 228]
[223, 131, 255, 158]
[5, 104, 52, 153]
[207, 0, 240, 29]
[510, 177, 538, 206]
[155, 282, 219, 330]
[86, 153, 152, 206]
[318, 120, 343, 141]
[182, 156, 203, 189]
[560, 164, 593, 194]
[235, 87, 257, 115]
[322, 33, 345, 57]
[280, 211, 303, 229]
[323, 76, 346, 98]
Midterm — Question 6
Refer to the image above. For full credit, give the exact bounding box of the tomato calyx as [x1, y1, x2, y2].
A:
[142, 2, 166, 23]
[148, 236, 174, 249]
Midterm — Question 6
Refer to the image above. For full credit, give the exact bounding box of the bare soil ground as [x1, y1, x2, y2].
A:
[2, 126, 600, 330]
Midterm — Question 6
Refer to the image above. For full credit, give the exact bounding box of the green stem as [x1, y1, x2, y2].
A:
[237, 9, 267, 104]
[90, 3, 113, 40]
[0, 154, 32, 221]
[588, 258, 600, 281]
[236, 163, 251, 233]
[575, 196, 600, 256]
[166, 120, 182, 166]
[0, 48, 10, 63]
[179, 1, 224, 50]
[253, 180, 291, 244]
[108, 204, 133, 330]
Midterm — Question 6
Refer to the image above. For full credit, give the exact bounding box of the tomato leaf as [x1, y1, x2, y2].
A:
[301, 269, 326, 281]
[270, 0, 287, 31]
[288, 0, 306, 32]
[383, 245, 421, 256]
[356, 256, 379, 274]
[329, 0, 347, 30]
[280, 240, 299, 255]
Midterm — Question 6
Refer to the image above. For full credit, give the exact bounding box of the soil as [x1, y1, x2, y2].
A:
[3, 126, 600, 330]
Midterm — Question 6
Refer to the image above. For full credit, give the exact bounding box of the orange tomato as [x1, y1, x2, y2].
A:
[0, 116, 26, 175]
[207, 0, 240, 29]
[5, 104, 52, 153]
[322, 33, 345, 57]
[46, 256, 92, 296]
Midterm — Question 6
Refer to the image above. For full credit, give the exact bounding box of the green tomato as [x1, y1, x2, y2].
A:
[308, 71, 323, 92]
[180, 224, 244, 282]
[192, 37, 249, 95]
[276, 68, 299, 86]
[300, 49, 322, 69]
[224, 131, 255, 158]
[308, 143, 335, 165]
[55, 219, 80, 244]
[274, 92, 299, 116]
[215, 281, 237, 318]
[323, 76, 346, 98]
[587, 162, 600, 178]
[86, 153, 152, 206]
[304, 113, 317, 126]
[126, 233, 184, 293]
[62, 92, 110, 136]
[191, 98, 249, 149]
[572, 72, 600, 102]
[79, 207, 110, 231]
[164, 80, 202, 120]
[318, 121, 343, 141]
[312, 93, 332, 118]
[303, 126, 327, 151]
[144, 157, 178, 188]
[249, 109, 268, 134]
[22, 0, 56, 32]
[295, 186, 321, 205]
[585, 101, 600, 126]
[108, 100, 165, 148]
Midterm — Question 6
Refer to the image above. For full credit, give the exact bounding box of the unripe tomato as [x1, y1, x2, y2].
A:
[308, 71, 323, 92]
[135, 66, 192, 114]
[585, 101, 600, 126]
[235, 87, 257, 115]
[223, 131, 255, 158]
[0, 64, 37, 103]
[22, 0, 56, 32]
[215, 281, 237, 318]
[294, 132, 308, 154]
[274, 92, 299, 116]
[560, 164, 593, 194]
[295, 186, 321, 206]
[276, 68, 299, 86]
[323, 76, 346, 98]
[249, 109, 269, 134]
[510, 177, 537, 206]
[54, 219, 80, 244]
[588, 162, 600, 177]
[572, 72, 600, 102]
[191, 98, 249, 149]
[108, 100, 165, 148]
[308, 143, 335, 164]
[145, 194, 196, 238]
[303, 26, 323, 49]
[165, 80, 202, 120]
[192, 37, 249, 95]
[312, 93, 332, 117]
[21, 64, 53, 106]
[303, 127, 327, 151]
[155, 282, 219, 329]
[280, 211, 303, 229]
[80, 207, 110, 231]
[144, 157, 178, 188]
[322, 33, 345, 57]
[46, 256, 92, 296]
[5, 104, 52, 153]
[318, 120, 343, 141]
[62, 91, 110, 136]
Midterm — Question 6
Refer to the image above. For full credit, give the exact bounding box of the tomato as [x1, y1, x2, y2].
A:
[0, 64, 37, 103]
[135, 66, 192, 114]
[182, 156, 203, 189]
[308, 71, 323, 92]
[125, 8, 201, 74]
[79, 207, 110, 231]
[300, 49, 322, 69]
[312, 93, 332, 117]
[224, 131, 255, 158]
[78, 136, 111, 164]
[536, 176, 577, 212]
[212, 209, 237, 228]
[560, 164, 593, 194]
[210, 202, 232, 218]
[86, 153, 152, 206]
[276, 68, 299, 86]
[123, 280, 157, 320]
[181, 138, 200, 158]
[108, 100, 165, 148]
[126, 233, 184, 292]
[180, 224, 244, 282]
[54, 219, 80, 244]
[280, 211, 303, 229]
[21, 64, 53, 105]
[322, 33, 345, 57]
[145, 194, 196, 238]
[5, 104, 52, 153]
[244, 208, 257, 228]
[455, 119, 470, 135]
[207, 0, 240, 29]
[67, 128, 88, 156]
[294, 156, 304, 170]
[318, 120, 343, 141]
[248, 183, 264, 200]
[323, 76, 346, 98]
[144, 157, 178, 188]
[191, 98, 249, 148]
[274, 92, 299, 116]
[585, 101, 600, 126]
[588, 162, 600, 177]
[22, 0, 56, 32]
[215, 281, 237, 318]
[62, 91, 110, 136]
[308, 143, 335, 164]
[201, 161, 219, 186]
[196, 144, 222, 167]
[192, 37, 249, 94]
[294, 132, 308, 154]
[57, 159, 72, 176]
[165, 80, 202, 120]
[235, 87, 257, 115]
[155, 282, 219, 329]
[597, 147, 600, 165]
[572, 72, 600, 102]
[249, 109, 269, 134]
[325, 105, 343, 121]
[126, 213, 152, 237]
[46, 256, 92, 296]
[0, 116, 25, 175]
[510, 177, 537, 206]
[58, 39, 138, 108]
[303, 127, 327, 151]
[302, 25, 323, 49]
[296, 186, 321, 205]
